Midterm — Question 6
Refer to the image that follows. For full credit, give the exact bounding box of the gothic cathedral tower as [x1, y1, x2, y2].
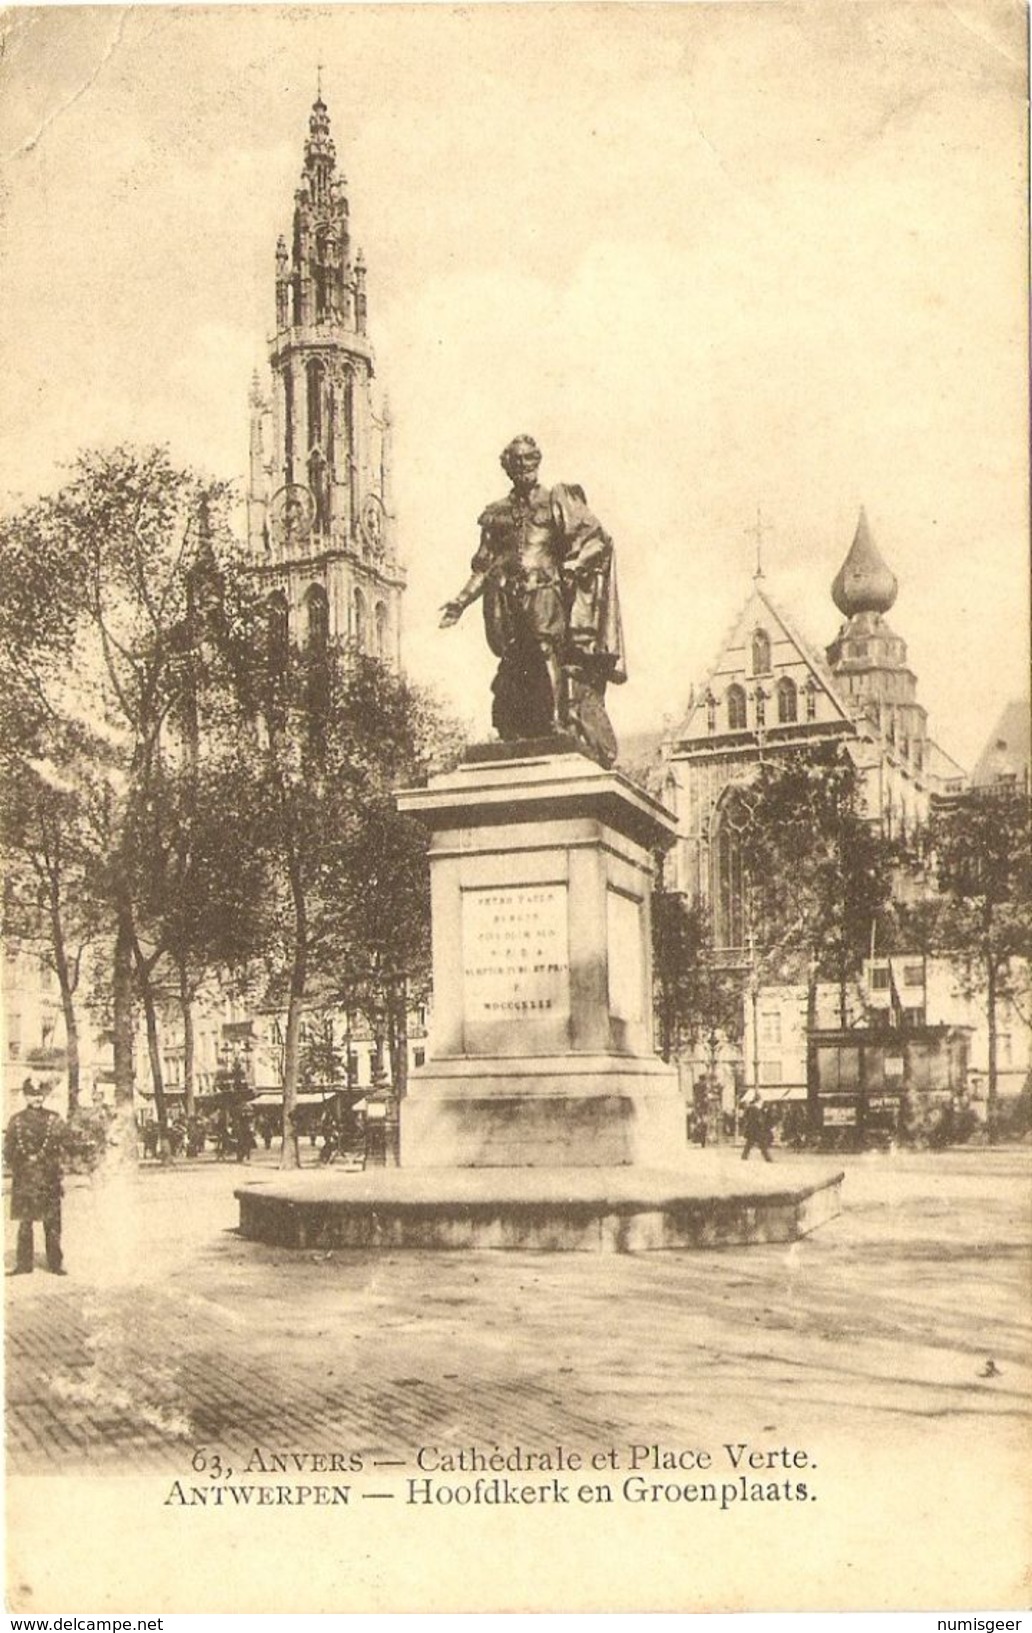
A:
[247, 91, 404, 665]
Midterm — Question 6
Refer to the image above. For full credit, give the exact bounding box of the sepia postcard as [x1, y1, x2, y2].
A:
[1, 1, 1029, 1616]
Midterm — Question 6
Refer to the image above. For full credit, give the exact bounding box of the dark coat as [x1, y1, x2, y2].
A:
[4, 1105, 67, 1220]
[742, 1101, 771, 1147]
[473, 483, 626, 680]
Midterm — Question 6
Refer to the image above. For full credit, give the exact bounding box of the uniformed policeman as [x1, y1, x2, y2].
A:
[4, 1077, 68, 1275]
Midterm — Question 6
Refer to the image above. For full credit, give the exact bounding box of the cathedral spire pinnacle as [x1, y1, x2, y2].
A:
[831, 506, 898, 618]
[303, 86, 336, 205]
[248, 88, 403, 662]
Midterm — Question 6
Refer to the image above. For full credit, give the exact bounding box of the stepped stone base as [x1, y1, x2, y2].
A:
[236, 1161, 844, 1253]
[400, 1055, 683, 1168]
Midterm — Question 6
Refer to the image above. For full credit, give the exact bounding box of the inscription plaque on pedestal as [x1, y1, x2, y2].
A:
[462, 883, 570, 1044]
[398, 750, 684, 1165]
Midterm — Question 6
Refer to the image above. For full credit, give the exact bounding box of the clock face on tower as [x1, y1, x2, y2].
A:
[269, 484, 315, 550]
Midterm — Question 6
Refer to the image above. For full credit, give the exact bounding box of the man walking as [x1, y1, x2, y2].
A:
[740, 1088, 773, 1163]
[5, 1078, 68, 1275]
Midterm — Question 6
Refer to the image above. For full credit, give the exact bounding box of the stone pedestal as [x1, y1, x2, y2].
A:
[396, 742, 683, 1168]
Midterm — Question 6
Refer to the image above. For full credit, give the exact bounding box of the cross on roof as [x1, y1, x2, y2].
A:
[745, 506, 774, 580]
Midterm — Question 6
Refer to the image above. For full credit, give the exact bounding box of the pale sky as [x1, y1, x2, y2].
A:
[1, 2, 1028, 770]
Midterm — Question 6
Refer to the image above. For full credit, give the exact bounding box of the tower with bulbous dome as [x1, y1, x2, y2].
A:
[246, 89, 404, 666]
[659, 506, 967, 958]
[825, 507, 930, 776]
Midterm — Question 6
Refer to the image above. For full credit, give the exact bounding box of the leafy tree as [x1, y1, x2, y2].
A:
[1, 761, 105, 1110]
[652, 880, 742, 1064]
[251, 642, 463, 1166]
[738, 750, 894, 1012]
[299, 1023, 347, 1094]
[926, 785, 1032, 1142]
[727, 750, 895, 1119]
[0, 447, 263, 1159]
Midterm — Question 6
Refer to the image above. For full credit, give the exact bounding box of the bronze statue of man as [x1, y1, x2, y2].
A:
[440, 435, 625, 764]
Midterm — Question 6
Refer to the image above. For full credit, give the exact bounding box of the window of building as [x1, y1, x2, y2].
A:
[375, 601, 389, 659]
[413, 1047, 426, 1069]
[760, 1011, 782, 1047]
[903, 1007, 926, 1029]
[751, 628, 771, 675]
[353, 586, 366, 651]
[705, 691, 717, 734]
[344, 372, 357, 532]
[267, 591, 289, 675]
[776, 676, 798, 724]
[805, 679, 818, 722]
[283, 374, 295, 483]
[754, 686, 766, 729]
[902, 964, 924, 988]
[871, 967, 891, 990]
[305, 585, 329, 652]
[726, 684, 747, 731]
[306, 358, 324, 450]
[713, 794, 747, 950]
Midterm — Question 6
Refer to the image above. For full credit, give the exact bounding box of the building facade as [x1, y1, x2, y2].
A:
[246, 93, 404, 668]
[662, 510, 966, 960]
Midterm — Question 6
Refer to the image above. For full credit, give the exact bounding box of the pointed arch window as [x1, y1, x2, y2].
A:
[267, 591, 290, 675]
[727, 684, 747, 732]
[305, 585, 329, 653]
[283, 374, 295, 485]
[804, 677, 819, 722]
[304, 585, 331, 725]
[776, 676, 798, 724]
[375, 601, 389, 661]
[751, 628, 771, 675]
[344, 372, 357, 533]
[307, 358, 324, 452]
[353, 586, 367, 652]
[754, 685, 767, 729]
[713, 792, 748, 952]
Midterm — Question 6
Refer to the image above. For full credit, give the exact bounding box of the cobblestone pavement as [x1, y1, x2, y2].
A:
[5, 1147, 1030, 1477]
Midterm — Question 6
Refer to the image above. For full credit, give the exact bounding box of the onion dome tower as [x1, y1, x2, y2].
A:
[830, 507, 898, 618]
[246, 87, 404, 668]
[826, 508, 927, 767]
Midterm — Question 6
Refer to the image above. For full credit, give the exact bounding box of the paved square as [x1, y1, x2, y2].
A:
[6, 1148, 1029, 1472]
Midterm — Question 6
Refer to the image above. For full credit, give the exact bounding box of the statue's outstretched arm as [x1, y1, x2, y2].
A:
[440, 567, 487, 628]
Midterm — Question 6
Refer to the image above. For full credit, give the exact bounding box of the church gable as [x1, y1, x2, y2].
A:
[677, 585, 852, 747]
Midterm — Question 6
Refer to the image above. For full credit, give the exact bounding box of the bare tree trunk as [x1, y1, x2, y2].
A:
[986, 948, 999, 1146]
[33, 833, 83, 1113]
[133, 940, 172, 1162]
[280, 851, 306, 1170]
[47, 877, 81, 1113]
[393, 976, 409, 1101]
[281, 973, 304, 1170]
[805, 968, 819, 1142]
[178, 959, 196, 1119]
[112, 909, 137, 1161]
